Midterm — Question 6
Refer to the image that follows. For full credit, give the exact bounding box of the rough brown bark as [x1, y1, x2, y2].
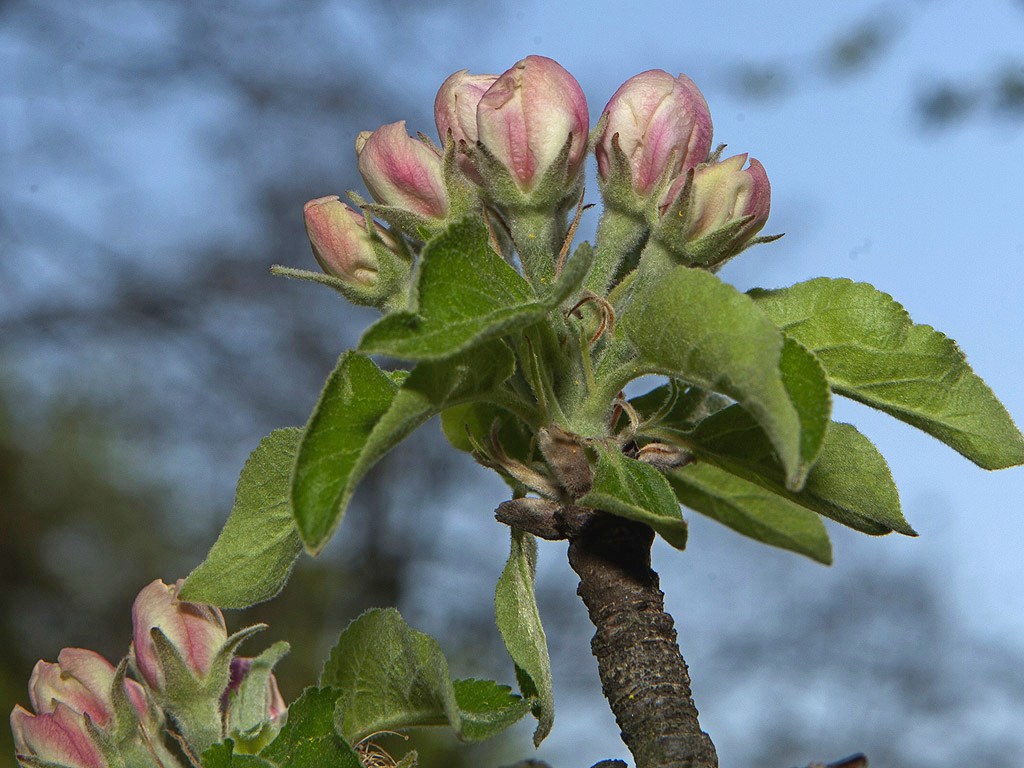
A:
[567, 512, 718, 768]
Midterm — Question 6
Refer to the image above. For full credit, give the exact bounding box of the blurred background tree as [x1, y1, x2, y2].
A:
[3, 1, 1023, 766]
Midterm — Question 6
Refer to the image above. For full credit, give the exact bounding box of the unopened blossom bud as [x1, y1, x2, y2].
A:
[131, 578, 228, 693]
[303, 196, 385, 286]
[476, 55, 589, 197]
[660, 153, 771, 265]
[596, 70, 713, 199]
[11, 649, 161, 768]
[225, 658, 287, 725]
[434, 69, 498, 148]
[28, 649, 147, 729]
[11, 703, 106, 768]
[356, 121, 449, 221]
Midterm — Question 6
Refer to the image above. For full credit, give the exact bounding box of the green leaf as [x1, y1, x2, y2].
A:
[684, 408, 912, 536]
[666, 463, 833, 564]
[201, 742, 277, 768]
[494, 530, 554, 746]
[629, 382, 732, 434]
[181, 429, 304, 608]
[621, 266, 809, 488]
[577, 443, 688, 549]
[360, 217, 593, 361]
[259, 687, 362, 768]
[320, 608, 528, 745]
[778, 338, 831, 487]
[292, 353, 399, 553]
[751, 277, 1024, 469]
[293, 345, 514, 555]
[440, 402, 536, 465]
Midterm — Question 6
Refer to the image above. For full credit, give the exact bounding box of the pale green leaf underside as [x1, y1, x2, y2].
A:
[494, 530, 554, 746]
[181, 429, 304, 608]
[360, 217, 593, 361]
[666, 462, 833, 564]
[683, 409, 911, 536]
[622, 266, 808, 488]
[578, 443, 689, 549]
[320, 608, 528, 744]
[751, 277, 1024, 469]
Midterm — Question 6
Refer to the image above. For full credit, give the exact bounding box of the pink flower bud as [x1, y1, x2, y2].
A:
[596, 70, 713, 196]
[11, 703, 106, 768]
[28, 649, 147, 730]
[131, 579, 228, 692]
[303, 196, 390, 286]
[666, 154, 770, 245]
[356, 121, 449, 220]
[434, 69, 498, 147]
[476, 55, 589, 192]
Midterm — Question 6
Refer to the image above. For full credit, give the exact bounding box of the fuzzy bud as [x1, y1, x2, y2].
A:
[596, 70, 713, 198]
[303, 196, 388, 286]
[356, 121, 449, 220]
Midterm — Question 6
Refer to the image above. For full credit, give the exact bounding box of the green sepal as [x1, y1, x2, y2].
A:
[666, 462, 833, 564]
[751, 277, 1024, 469]
[577, 443, 689, 549]
[201, 741, 278, 768]
[320, 608, 530, 745]
[226, 641, 290, 753]
[359, 217, 592, 361]
[181, 428, 304, 609]
[494, 530, 555, 746]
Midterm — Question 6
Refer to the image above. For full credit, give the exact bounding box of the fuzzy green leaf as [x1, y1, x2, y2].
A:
[360, 217, 592, 361]
[578, 444, 688, 549]
[181, 429, 304, 608]
[292, 354, 399, 553]
[201, 742, 278, 768]
[666, 463, 833, 563]
[751, 277, 1024, 469]
[320, 608, 529, 745]
[293, 345, 513, 554]
[622, 266, 815, 489]
[259, 687, 362, 768]
[494, 530, 554, 746]
[684, 408, 912, 536]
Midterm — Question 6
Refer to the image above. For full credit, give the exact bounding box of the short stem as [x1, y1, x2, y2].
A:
[506, 210, 566, 290]
[568, 514, 718, 768]
[586, 206, 648, 296]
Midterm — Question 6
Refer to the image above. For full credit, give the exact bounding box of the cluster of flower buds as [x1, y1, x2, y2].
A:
[10, 580, 286, 768]
[594, 68, 772, 269]
[301, 56, 774, 299]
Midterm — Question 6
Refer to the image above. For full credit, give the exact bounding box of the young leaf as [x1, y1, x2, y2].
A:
[292, 353, 399, 553]
[180, 429, 304, 608]
[621, 266, 814, 489]
[201, 742, 278, 768]
[683, 409, 912, 536]
[494, 530, 554, 746]
[360, 217, 593, 361]
[666, 462, 833, 564]
[440, 402, 537, 465]
[320, 608, 529, 744]
[259, 687, 362, 768]
[751, 277, 1024, 470]
[577, 443, 689, 549]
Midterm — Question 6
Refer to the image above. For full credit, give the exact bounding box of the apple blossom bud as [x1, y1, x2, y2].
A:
[131, 578, 228, 693]
[356, 121, 449, 220]
[11, 703, 106, 768]
[476, 55, 589, 195]
[303, 196, 386, 286]
[660, 153, 771, 265]
[434, 69, 498, 148]
[596, 70, 713, 198]
[28, 649, 147, 729]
